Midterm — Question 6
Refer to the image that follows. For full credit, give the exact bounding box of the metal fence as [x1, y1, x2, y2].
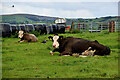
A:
[68, 21, 118, 33]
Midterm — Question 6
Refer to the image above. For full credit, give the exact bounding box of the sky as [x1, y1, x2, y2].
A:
[0, 0, 119, 18]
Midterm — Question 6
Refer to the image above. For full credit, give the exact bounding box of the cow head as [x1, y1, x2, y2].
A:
[18, 31, 24, 38]
[48, 34, 63, 48]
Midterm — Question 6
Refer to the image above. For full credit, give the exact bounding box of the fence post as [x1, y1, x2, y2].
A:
[112, 21, 115, 32]
[109, 21, 112, 33]
[115, 21, 117, 32]
[90, 25, 92, 33]
[78, 23, 80, 31]
[101, 24, 102, 32]
[108, 22, 109, 32]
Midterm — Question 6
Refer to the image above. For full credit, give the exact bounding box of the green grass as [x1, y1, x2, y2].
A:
[2, 32, 119, 78]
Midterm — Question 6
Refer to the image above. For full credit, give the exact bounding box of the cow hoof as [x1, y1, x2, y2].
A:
[50, 51, 54, 55]
[16, 41, 19, 43]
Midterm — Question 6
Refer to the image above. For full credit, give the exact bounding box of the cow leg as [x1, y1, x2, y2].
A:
[28, 39, 32, 42]
[18, 40, 24, 43]
[18, 40, 27, 43]
[59, 50, 72, 56]
[52, 48, 59, 52]
[17, 38, 24, 43]
[50, 48, 59, 55]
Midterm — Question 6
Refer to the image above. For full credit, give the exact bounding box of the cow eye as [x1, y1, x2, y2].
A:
[57, 39, 59, 42]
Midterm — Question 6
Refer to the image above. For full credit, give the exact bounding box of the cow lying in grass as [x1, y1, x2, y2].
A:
[18, 31, 38, 43]
[49, 34, 110, 56]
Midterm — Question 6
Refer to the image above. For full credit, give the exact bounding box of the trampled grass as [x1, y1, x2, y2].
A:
[2, 32, 119, 78]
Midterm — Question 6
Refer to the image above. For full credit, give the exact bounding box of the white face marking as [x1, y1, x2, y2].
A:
[18, 31, 24, 38]
[53, 35, 59, 48]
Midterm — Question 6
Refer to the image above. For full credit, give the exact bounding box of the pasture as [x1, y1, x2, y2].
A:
[2, 32, 119, 78]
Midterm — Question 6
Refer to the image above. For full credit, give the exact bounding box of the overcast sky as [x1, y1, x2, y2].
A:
[0, 0, 119, 18]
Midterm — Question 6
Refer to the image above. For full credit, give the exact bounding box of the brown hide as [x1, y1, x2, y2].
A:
[19, 33, 38, 42]
[52, 37, 110, 56]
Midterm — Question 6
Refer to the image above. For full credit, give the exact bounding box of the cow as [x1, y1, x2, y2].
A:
[18, 31, 38, 43]
[49, 34, 110, 56]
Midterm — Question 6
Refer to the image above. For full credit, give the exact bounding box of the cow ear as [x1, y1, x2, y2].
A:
[48, 36, 53, 40]
[94, 40, 99, 44]
[59, 36, 63, 40]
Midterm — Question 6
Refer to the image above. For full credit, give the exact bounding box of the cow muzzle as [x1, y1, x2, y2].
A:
[53, 45, 56, 48]
[18, 37, 21, 38]
[50, 51, 54, 55]
[18, 34, 23, 38]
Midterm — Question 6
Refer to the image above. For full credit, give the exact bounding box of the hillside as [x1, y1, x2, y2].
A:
[66, 16, 118, 25]
[0, 13, 118, 25]
[1, 14, 59, 24]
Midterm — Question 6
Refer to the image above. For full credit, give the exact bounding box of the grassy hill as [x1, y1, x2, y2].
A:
[1, 14, 58, 24]
[0, 13, 118, 25]
[66, 16, 118, 24]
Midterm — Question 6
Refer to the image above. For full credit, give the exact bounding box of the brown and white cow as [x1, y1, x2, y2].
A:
[18, 31, 38, 43]
[49, 34, 110, 56]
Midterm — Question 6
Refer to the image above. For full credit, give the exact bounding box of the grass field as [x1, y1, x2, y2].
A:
[2, 32, 119, 78]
